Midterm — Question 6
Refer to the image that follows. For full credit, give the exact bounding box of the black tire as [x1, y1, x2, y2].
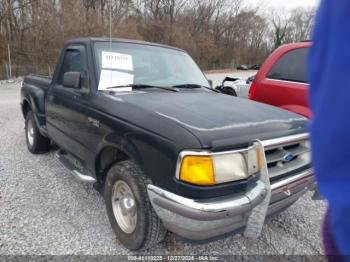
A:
[25, 111, 50, 154]
[104, 160, 166, 250]
[223, 86, 237, 96]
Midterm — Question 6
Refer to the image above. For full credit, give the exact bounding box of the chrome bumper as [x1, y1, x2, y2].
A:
[147, 169, 314, 241]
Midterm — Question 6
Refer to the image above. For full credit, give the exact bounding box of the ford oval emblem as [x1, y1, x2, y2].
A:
[283, 152, 294, 162]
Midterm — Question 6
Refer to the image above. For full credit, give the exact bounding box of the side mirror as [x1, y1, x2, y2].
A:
[63, 72, 81, 89]
[208, 79, 213, 88]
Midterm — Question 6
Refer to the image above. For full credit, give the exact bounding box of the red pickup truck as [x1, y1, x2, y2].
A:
[249, 42, 311, 118]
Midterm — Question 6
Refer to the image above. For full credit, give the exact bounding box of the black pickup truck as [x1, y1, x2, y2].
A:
[21, 37, 314, 250]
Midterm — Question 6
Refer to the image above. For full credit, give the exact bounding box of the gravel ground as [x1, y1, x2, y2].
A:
[0, 82, 327, 256]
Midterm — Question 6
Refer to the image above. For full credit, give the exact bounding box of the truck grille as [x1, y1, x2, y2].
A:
[262, 134, 311, 179]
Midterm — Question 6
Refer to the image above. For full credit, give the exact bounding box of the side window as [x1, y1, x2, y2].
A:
[57, 49, 84, 86]
[267, 48, 308, 83]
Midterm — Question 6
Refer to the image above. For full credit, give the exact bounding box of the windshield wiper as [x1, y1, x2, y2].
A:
[172, 84, 219, 93]
[106, 84, 179, 92]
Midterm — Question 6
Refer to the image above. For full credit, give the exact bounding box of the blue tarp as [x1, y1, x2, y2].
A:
[308, 0, 350, 256]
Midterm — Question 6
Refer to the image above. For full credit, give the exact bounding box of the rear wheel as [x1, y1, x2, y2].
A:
[104, 160, 166, 250]
[25, 111, 50, 153]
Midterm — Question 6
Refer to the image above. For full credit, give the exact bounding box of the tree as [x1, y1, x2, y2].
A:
[288, 7, 315, 42]
[0, 0, 313, 79]
[270, 9, 290, 49]
[269, 7, 315, 50]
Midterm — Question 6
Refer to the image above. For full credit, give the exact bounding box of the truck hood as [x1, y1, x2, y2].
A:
[107, 90, 308, 149]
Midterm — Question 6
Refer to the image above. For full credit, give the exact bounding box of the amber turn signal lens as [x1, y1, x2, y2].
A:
[257, 146, 263, 170]
[179, 156, 215, 186]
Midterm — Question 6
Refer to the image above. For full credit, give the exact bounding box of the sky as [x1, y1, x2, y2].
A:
[246, 0, 320, 10]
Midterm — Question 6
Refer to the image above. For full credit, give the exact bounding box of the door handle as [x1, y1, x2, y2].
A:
[87, 117, 100, 128]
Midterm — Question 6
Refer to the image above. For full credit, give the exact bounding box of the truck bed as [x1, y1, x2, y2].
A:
[23, 74, 52, 91]
[21, 74, 52, 131]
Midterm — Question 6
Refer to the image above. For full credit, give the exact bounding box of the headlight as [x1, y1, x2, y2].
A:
[178, 143, 263, 186]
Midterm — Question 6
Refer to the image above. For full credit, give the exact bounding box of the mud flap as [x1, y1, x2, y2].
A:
[312, 187, 324, 200]
[244, 141, 271, 238]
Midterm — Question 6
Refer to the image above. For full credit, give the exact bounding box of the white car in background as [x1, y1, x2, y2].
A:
[214, 75, 255, 98]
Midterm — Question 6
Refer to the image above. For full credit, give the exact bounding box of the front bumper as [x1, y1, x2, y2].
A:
[147, 169, 314, 241]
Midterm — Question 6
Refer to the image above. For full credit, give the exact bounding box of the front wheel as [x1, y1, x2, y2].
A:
[104, 160, 166, 250]
[25, 111, 50, 154]
[222, 86, 237, 96]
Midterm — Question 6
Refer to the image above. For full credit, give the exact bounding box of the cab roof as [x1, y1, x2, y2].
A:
[65, 37, 185, 52]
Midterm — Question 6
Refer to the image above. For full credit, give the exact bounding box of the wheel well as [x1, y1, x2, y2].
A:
[22, 100, 31, 117]
[96, 147, 130, 182]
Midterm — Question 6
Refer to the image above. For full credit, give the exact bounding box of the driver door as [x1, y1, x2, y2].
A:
[46, 45, 92, 163]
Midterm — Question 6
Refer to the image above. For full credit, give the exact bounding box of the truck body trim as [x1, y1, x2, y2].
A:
[147, 168, 314, 240]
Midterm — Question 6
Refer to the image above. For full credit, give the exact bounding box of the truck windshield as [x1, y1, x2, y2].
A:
[94, 42, 210, 90]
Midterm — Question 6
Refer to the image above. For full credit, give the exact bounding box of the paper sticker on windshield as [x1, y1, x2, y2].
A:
[98, 70, 133, 91]
[101, 51, 133, 71]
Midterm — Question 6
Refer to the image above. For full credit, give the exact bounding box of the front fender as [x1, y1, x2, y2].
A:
[22, 83, 46, 115]
[97, 132, 142, 166]
[95, 129, 179, 189]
